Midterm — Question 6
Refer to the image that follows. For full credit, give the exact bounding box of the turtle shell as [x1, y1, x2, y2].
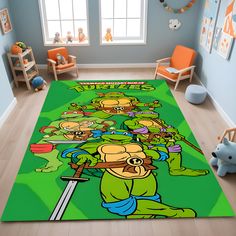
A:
[98, 143, 151, 179]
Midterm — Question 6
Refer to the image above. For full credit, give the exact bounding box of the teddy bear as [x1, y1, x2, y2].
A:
[210, 137, 236, 177]
[53, 32, 63, 43]
[56, 53, 67, 65]
[105, 28, 113, 42]
[66, 31, 73, 43]
[78, 28, 86, 42]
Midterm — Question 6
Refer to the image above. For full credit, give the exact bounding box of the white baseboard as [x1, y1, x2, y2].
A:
[77, 63, 156, 69]
[194, 73, 235, 127]
[37, 64, 47, 69]
[37, 63, 156, 70]
[0, 97, 17, 129]
[10, 80, 14, 88]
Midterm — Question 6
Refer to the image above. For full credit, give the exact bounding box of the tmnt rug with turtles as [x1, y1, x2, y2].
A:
[1, 80, 234, 221]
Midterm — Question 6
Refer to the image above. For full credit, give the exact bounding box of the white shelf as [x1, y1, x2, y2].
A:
[13, 61, 35, 71]
[15, 70, 38, 82]
[7, 47, 39, 90]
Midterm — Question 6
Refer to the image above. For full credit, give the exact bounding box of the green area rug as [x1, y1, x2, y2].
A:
[1, 80, 234, 221]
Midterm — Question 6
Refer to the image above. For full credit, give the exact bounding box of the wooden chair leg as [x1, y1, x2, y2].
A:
[52, 66, 58, 81]
[54, 72, 58, 81]
[14, 79, 19, 88]
[174, 76, 181, 91]
[190, 69, 194, 82]
[76, 67, 79, 78]
[154, 64, 159, 79]
[26, 80, 31, 90]
[174, 82, 179, 91]
[47, 65, 51, 74]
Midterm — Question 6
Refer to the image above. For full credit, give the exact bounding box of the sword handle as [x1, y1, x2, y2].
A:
[60, 163, 89, 182]
[74, 163, 85, 178]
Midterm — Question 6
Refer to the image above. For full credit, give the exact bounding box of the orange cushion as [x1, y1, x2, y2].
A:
[157, 65, 190, 80]
[56, 63, 75, 70]
[157, 65, 178, 80]
[48, 47, 69, 61]
[170, 45, 196, 70]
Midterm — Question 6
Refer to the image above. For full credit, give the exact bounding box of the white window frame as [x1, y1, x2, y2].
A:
[99, 0, 148, 45]
[38, 0, 90, 46]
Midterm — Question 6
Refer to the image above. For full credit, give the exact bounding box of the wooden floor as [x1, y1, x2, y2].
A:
[0, 68, 235, 236]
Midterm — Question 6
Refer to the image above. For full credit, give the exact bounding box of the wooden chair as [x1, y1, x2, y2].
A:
[47, 47, 79, 81]
[154, 45, 197, 90]
[219, 128, 236, 143]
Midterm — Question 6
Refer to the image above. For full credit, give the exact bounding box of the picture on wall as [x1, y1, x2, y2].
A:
[213, 27, 222, 50]
[217, 32, 234, 59]
[223, 0, 236, 38]
[0, 8, 12, 34]
[200, 16, 210, 46]
[200, 0, 221, 53]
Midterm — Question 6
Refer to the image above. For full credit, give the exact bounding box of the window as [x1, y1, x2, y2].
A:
[39, 0, 89, 46]
[100, 0, 148, 45]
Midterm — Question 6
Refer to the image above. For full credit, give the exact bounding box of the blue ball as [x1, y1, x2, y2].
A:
[32, 76, 44, 89]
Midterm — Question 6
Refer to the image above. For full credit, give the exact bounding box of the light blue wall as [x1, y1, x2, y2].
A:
[9, 0, 201, 65]
[0, 0, 16, 82]
[195, 0, 236, 125]
[0, 0, 16, 117]
[0, 58, 14, 116]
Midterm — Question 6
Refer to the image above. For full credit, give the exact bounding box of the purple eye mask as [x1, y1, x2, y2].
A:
[133, 127, 149, 134]
[127, 111, 158, 117]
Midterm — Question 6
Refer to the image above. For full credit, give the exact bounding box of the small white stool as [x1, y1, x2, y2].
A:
[185, 85, 207, 104]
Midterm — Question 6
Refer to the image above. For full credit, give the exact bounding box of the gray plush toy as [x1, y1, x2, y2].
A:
[210, 138, 236, 177]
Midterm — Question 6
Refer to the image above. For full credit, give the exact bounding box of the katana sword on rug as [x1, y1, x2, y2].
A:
[49, 163, 89, 221]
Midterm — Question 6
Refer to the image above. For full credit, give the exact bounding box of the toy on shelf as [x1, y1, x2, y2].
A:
[10, 41, 27, 55]
[53, 32, 63, 44]
[78, 28, 86, 42]
[210, 128, 236, 177]
[105, 28, 113, 42]
[14, 59, 29, 67]
[7, 47, 39, 90]
[66, 31, 73, 43]
[31, 76, 47, 92]
[15, 42, 27, 52]
[56, 53, 67, 65]
[11, 44, 22, 55]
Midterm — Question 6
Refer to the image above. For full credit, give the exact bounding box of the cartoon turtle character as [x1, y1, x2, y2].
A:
[62, 130, 196, 218]
[60, 106, 93, 119]
[30, 111, 115, 173]
[71, 92, 161, 119]
[124, 111, 209, 176]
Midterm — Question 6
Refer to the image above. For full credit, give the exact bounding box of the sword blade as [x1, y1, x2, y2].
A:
[49, 180, 78, 221]
[50, 163, 89, 221]
[47, 140, 86, 144]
